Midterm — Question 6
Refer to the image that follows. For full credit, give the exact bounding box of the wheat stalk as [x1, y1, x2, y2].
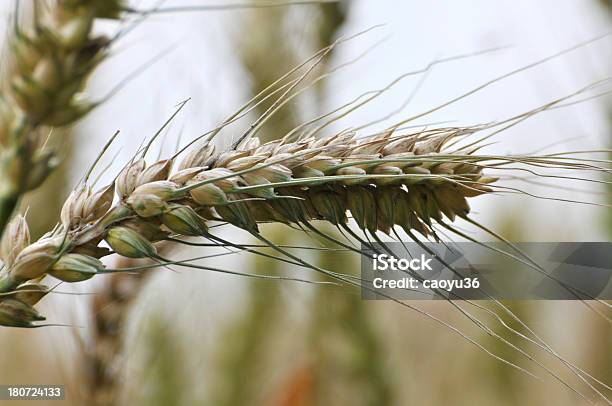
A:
[82, 248, 175, 406]
[0, 0, 123, 235]
[211, 5, 359, 404]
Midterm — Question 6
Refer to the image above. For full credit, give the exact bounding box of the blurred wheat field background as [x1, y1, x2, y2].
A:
[0, 1, 610, 405]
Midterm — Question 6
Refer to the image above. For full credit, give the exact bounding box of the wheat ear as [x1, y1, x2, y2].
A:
[0, 0, 123, 235]
[0, 126, 498, 325]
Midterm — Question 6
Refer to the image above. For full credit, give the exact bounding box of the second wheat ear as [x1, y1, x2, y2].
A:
[0, 0, 124, 237]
